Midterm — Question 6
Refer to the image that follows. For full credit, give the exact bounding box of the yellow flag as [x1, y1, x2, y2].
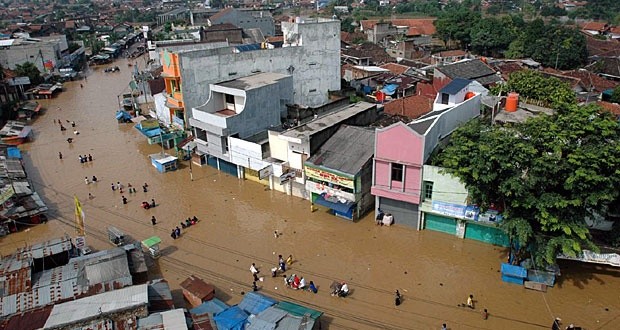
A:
[74, 196, 85, 235]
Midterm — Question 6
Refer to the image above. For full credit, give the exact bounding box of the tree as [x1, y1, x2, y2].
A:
[434, 4, 481, 48]
[15, 62, 42, 85]
[501, 70, 576, 108]
[469, 17, 515, 57]
[610, 85, 620, 103]
[436, 105, 620, 268]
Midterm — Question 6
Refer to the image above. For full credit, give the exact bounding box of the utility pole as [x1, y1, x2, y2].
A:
[188, 145, 193, 181]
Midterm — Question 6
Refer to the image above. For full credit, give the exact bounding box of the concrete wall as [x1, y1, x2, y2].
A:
[210, 10, 275, 37]
[181, 19, 340, 120]
[423, 94, 480, 162]
[371, 122, 425, 205]
[0, 38, 65, 71]
[422, 165, 468, 205]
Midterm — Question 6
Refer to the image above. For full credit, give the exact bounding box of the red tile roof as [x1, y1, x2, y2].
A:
[209, 7, 234, 23]
[581, 21, 609, 31]
[383, 94, 433, 119]
[597, 101, 620, 116]
[562, 70, 620, 93]
[380, 63, 410, 75]
[584, 33, 620, 57]
[360, 18, 436, 35]
[434, 50, 467, 57]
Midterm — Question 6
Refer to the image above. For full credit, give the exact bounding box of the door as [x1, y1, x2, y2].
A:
[218, 159, 238, 177]
[424, 213, 457, 235]
[378, 197, 419, 228]
[464, 222, 510, 247]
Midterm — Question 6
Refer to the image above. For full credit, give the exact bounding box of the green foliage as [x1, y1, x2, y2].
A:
[469, 17, 516, 57]
[505, 21, 587, 70]
[340, 17, 356, 33]
[610, 86, 620, 103]
[435, 3, 481, 48]
[503, 70, 576, 108]
[67, 42, 81, 54]
[436, 105, 620, 267]
[15, 62, 42, 85]
[394, 0, 441, 16]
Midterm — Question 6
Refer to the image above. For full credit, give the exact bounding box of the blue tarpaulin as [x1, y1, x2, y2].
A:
[191, 298, 229, 316]
[380, 84, 399, 96]
[238, 292, 277, 315]
[214, 306, 248, 330]
[7, 147, 21, 159]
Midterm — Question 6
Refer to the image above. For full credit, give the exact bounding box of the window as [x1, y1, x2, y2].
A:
[423, 181, 433, 200]
[441, 93, 449, 104]
[225, 94, 234, 104]
[391, 163, 403, 182]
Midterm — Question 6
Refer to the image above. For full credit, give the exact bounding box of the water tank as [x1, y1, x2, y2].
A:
[295, 17, 302, 24]
[506, 92, 519, 112]
[464, 91, 476, 100]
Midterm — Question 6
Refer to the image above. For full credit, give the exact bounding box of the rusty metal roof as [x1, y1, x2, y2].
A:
[0, 247, 133, 318]
[180, 275, 215, 300]
[15, 235, 72, 260]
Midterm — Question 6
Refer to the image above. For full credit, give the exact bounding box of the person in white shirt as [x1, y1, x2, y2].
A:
[299, 277, 306, 290]
[250, 263, 259, 281]
[339, 283, 349, 297]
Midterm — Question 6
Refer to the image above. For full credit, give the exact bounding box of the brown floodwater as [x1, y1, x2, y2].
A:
[1, 56, 618, 330]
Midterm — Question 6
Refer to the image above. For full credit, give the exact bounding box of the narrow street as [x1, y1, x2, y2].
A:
[0, 56, 618, 329]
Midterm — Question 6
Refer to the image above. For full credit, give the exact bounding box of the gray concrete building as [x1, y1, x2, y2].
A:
[157, 7, 189, 26]
[182, 18, 340, 121]
[0, 35, 68, 72]
[208, 7, 275, 37]
[192, 72, 293, 160]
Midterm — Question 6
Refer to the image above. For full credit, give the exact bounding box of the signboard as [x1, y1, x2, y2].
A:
[8, 77, 30, 86]
[0, 185, 15, 205]
[432, 201, 502, 222]
[259, 165, 273, 180]
[279, 171, 296, 184]
[75, 236, 86, 248]
[305, 166, 354, 189]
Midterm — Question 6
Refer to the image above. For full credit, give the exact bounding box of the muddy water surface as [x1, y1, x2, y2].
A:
[1, 57, 618, 330]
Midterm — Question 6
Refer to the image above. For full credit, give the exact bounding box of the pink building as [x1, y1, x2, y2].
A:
[371, 122, 425, 228]
[371, 78, 482, 229]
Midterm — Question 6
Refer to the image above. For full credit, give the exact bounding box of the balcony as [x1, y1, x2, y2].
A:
[166, 94, 184, 109]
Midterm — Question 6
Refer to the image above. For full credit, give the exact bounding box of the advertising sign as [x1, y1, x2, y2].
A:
[259, 165, 273, 180]
[305, 166, 354, 189]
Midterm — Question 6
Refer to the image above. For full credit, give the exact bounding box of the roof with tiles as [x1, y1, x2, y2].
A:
[383, 94, 433, 120]
[380, 63, 410, 75]
[360, 18, 436, 35]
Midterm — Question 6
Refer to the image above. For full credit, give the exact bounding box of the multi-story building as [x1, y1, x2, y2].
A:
[0, 35, 68, 72]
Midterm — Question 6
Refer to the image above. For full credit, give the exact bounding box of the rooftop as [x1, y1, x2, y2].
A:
[306, 125, 375, 175]
[43, 284, 148, 328]
[216, 72, 290, 91]
[280, 102, 376, 143]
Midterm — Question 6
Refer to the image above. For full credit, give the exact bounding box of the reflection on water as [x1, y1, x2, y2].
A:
[0, 57, 617, 329]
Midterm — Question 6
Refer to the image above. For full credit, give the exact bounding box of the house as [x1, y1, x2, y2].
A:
[431, 50, 469, 65]
[341, 42, 394, 66]
[419, 165, 509, 246]
[433, 59, 501, 92]
[179, 18, 340, 124]
[371, 79, 481, 228]
[268, 102, 378, 198]
[137, 309, 188, 330]
[43, 284, 149, 330]
[360, 18, 436, 45]
[180, 275, 216, 308]
[203, 23, 243, 44]
[208, 7, 275, 37]
[0, 35, 68, 72]
[304, 125, 375, 220]
[157, 7, 189, 26]
[191, 72, 293, 171]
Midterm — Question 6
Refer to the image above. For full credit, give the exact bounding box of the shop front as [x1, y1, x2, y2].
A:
[305, 166, 357, 220]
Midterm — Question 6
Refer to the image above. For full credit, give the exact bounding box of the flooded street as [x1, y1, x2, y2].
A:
[1, 56, 619, 329]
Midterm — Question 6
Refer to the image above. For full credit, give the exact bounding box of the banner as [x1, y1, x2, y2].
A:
[74, 196, 85, 235]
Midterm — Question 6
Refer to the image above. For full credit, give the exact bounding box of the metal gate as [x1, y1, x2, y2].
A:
[378, 197, 419, 228]
[206, 155, 218, 168]
[464, 222, 510, 247]
[218, 159, 238, 177]
[424, 213, 457, 235]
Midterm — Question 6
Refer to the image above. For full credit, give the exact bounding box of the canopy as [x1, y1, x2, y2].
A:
[142, 236, 162, 248]
[238, 292, 277, 315]
[314, 193, 354, 214]
[276, 301, 323, 320]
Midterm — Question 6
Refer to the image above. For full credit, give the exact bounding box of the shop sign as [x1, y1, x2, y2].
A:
[432, 201, 502, 222]
[305, 166, 354, 189]
[259, 165, 273, 180]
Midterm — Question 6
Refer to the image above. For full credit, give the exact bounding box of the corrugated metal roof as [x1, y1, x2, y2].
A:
[305, 125, 375, 175]
[18, 235, 72, 260]
[43, 284, 149, 328]
[161, 309, 188, 329]
[0, 247, 133, 318]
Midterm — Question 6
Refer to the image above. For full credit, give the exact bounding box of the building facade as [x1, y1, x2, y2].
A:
[0, 35, 68, 72]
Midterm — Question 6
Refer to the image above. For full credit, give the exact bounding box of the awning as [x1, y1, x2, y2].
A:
[314, 193, 355, 214]
[142, 236, 162, 248]
[134, 124, 162, 138]
[380, 84, 399, 96]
